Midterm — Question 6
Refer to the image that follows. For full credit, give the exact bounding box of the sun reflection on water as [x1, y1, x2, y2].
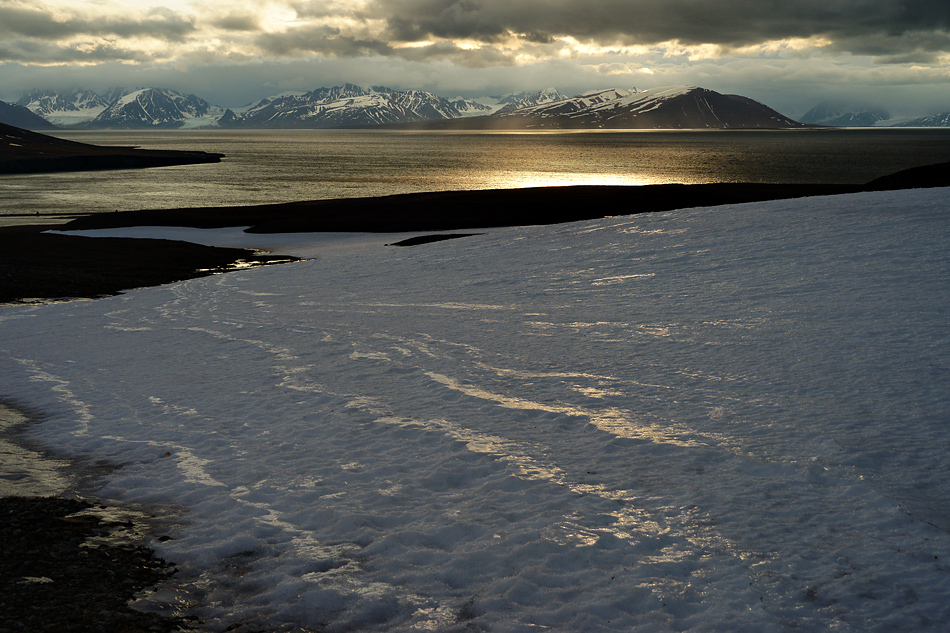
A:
[491, 171, 670, 189]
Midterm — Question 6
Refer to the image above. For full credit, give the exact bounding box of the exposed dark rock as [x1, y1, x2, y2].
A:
[863, 160, 950, 190]
[0, 227, 296, 305]
[0, 496, 189, 633]
[388, 233, 483, 247]
[57, 183, 862, 235]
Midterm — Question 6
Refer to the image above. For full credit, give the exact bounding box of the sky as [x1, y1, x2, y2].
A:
[1, 0, 949, 119]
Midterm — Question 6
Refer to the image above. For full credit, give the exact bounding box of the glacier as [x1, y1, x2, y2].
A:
[2, 188, 950, 631]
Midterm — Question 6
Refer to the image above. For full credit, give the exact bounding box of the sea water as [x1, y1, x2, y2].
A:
[2, 128, 950, 224]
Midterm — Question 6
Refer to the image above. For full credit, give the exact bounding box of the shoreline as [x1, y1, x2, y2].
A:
[0, 401, 190, 632]
[3, 160, 948, 304]
[0, 121, 224, 176]
[0, 226, 297, 305]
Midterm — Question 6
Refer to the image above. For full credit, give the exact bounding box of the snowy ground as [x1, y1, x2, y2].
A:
[3, 188, 950, 632]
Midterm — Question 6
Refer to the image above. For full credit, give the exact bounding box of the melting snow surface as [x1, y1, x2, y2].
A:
[3, 188, 950, 632]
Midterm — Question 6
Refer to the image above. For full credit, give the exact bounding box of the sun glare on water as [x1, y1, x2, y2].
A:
[494, 172, 668, 189]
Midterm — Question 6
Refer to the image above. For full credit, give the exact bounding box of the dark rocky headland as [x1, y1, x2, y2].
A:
[0, 122, 223, 175]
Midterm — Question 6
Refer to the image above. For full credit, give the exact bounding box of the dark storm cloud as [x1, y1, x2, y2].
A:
[365, 0, 950, 54]
[827, 30, 950, 63]
[256, 23, 520, 67]
[0, 38, 148, 63]
[256, 25, 395, 58]
[398, 40, 516, 66]
[0, 4, 195, 42]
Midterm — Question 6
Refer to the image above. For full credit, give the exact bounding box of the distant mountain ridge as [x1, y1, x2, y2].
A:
[448, 86, 809, 129]
[220, 84, 485, 129]
[799, 101, 893, 127]
[16, 89, 113, 126]
[14, 84, 804, 130]
[892, 111, 950, 127]
[494, 88, 567, 113]
[82, 88, 225, 129]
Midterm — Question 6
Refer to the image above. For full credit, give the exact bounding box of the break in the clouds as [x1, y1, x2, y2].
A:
[1, 0, 949, 117]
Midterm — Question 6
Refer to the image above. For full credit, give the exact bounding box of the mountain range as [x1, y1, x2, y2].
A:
[218, 84, 498, 129]
[5, 85, 950, 130]
[4, 85, 802, 130]
[892, 111, 950, 127]
[799, 101, 894, 127]
[6, 85, 564, 131]
[16, 88, 119, 126]
[471, 86, 807, 129]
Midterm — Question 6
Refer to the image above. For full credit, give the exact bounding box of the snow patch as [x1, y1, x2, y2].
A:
[6, 188, 950, 632]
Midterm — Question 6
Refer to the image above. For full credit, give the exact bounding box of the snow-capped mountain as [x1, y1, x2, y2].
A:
[447, 88, 569, 117]
[16, 89, 113, 126]
[221, 84, 482, 128]
[10, 84, 816, 130]
[489, 86, 807, 129]
[83, 88, 224, 129]
[799, 101, 893, 127]
[892, 111, 950, 127]
[494, 87, 568, 113]
[447, 98, 494, 118]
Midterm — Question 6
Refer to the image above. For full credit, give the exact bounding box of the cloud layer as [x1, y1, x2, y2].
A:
[1, 0, 949, 116]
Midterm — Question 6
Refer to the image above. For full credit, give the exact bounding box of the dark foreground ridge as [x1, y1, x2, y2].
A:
[56, 159, 950, 235]
[388, 233, 483, 247]
[0, 496, 188, 633]
[0, 229, 296, 304]
[60, 182, 863, 233]
[0, 122, 224, 174]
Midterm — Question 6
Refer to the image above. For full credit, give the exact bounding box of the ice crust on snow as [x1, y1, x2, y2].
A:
[3, 189, 950, 632]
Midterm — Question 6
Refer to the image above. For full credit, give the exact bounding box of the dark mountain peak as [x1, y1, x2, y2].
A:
[227, 84, 472, 128]
[0, 100, 58, 130]
[488, 85, 805, 129]
[85, 88, 222, 129]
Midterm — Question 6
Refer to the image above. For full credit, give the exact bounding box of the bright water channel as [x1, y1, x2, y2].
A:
[2, 128, 950, 225]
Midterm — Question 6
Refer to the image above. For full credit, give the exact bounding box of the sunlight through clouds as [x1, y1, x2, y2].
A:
[1, 0, 949, 117]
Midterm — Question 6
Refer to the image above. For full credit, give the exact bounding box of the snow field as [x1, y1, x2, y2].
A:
[2, 188, 950, 631]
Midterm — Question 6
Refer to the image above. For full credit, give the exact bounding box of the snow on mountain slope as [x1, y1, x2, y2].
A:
[16, 89, 111, 126]
[437, 89, 570, 117]
[88, 88, 224, 129]
[4, 188, 950, 632]
[490, 86, 677, 118]
[893, 111, 950, 127]
[493, 85, 806, 129]
[493, 87, 568, 113]
[799, 101, 893, 127]
[448, 97, 494, 117]
[224, 84, 477, 128]
[10, 84, 812, 129]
